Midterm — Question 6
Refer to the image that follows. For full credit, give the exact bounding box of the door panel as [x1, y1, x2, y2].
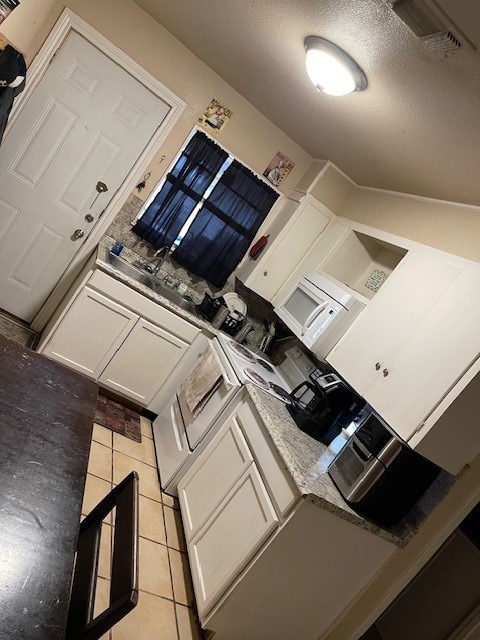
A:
[0, 31, 171, 321]
[41, 287, 139, 378]
[368, 270, 480, 441]
[179, 413, 253, 541]
[327, 253, 461, 395]
[188, 466, 278, 617]
[98, 318, 189, 406]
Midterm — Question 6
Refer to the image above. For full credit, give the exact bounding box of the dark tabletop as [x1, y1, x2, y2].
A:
[0, 335, 98, 640]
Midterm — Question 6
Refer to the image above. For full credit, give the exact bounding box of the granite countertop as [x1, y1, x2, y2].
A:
[244, 384, 457, 547]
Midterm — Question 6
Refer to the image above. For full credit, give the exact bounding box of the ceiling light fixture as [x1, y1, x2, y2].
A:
[304, 36, 367, 96]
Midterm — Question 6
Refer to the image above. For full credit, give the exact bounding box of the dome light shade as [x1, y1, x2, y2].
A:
[304, 36, 367, 96]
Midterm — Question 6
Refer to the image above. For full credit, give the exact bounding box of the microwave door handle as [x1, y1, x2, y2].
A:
[301, 302, 329, 336]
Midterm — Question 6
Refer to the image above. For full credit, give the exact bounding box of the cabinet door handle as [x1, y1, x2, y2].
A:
[375, 362, 381, 371]
[383, 368, 389, 377]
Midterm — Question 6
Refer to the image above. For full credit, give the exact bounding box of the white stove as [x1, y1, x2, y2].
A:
[216, 334, 292, 402]
[153, 333, 293, 497]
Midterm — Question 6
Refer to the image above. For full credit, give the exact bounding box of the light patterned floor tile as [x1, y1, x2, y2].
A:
[111, 592, 177, 640]
[139, 495, 166, 545]
[140, 416, 153, 439]
[82, 473, 112, 522]
[176, 603, 204, 640]
[93, 423, 113, 448]
[98, 523, 112, 580]
[94, 577, 112, 640]
[164, 505, 186, 552]
[169, 548, 195, 607]
[113, 451, 161, 502]
[87, 441, 113, 482]
[139, 537, 173, 599]
[112, 432, 156, 467]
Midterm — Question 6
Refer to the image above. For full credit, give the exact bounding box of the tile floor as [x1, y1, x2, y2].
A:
[83, 416, 204, 640]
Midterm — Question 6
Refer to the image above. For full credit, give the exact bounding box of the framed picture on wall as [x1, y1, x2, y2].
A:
[198, 98, 233, 136]
[0, 0, 20, 25]
[263, 151, 295, 186]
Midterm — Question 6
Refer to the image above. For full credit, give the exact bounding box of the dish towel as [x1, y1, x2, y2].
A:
[182, 344, 226, 417]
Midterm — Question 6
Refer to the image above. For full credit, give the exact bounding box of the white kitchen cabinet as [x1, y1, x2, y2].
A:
[39, 268, 201, 407]
[327, 252, 480, 463]
[40, 286, 139, 378]
[178, 410, 253, 541]
[178, 395, 396, 640]
[97, 318, 190, 406]
[187, 465, 278, 617]
[243, 195, 333, 302]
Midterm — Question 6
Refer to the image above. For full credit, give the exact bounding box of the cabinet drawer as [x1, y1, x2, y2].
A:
[179, 412, 254, 541]
[236, 399, 299, 517]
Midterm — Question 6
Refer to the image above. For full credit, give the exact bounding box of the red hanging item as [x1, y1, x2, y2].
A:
[249, 234, 269, 260]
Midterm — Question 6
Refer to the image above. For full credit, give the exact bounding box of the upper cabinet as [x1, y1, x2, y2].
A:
[237, 194, 335, 302]
[327, 251, 480, 474]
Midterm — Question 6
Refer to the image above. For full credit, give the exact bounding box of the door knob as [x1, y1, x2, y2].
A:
[383, 368, 389, 377]
[85, 214, 94, 223]
[72, 229, 85, 240]
[375, 362, 381, 370]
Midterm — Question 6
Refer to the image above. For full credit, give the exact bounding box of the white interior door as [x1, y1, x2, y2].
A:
[0, 30, 170, 321]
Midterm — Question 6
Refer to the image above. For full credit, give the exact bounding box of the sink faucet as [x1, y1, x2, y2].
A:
[150, 246, 171, 276]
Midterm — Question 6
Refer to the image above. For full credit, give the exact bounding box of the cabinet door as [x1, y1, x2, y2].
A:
[248, 197, 331, 301]
[368, 269, 480, 442]
[187, 465, 278, 617]
[98, 318, 189, 406]
[327, 253, 460, 395]
[178, 408, 253, 541]
[41, 287, 138, 378]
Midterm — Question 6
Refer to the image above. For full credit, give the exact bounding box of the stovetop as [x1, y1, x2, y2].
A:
[216, 335, 292, 403]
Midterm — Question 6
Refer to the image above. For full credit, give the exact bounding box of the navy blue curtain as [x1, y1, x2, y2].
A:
[132, 131, 228, 250]
[173, 160, 278, 287]
[133, 130, 278, 287]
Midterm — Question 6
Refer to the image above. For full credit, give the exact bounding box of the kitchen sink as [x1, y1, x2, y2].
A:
[105, 250, 197, 314]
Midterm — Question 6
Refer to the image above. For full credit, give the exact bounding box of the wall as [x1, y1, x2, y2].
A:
[341, 188, 480, 263]
[1, 0, 312, 201]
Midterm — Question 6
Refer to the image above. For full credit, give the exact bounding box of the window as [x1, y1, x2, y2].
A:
[132, 130, 279, 287]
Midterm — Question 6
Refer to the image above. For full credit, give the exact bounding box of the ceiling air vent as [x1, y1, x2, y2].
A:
[391, 0, 462, 54]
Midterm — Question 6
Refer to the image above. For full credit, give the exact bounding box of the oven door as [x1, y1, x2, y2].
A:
[184, 340, 240, 449]
[153, 337, 241, 494]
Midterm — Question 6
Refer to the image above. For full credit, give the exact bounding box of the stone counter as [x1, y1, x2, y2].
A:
[245, 384, 457, 547]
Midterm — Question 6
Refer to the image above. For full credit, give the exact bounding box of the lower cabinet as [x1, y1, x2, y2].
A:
[39, 287, 139, 379]
[178, 396, 396, 640]
[178, 407, 279, 616]
[98, 318, 190, 406]
[39, 270, 201, 407]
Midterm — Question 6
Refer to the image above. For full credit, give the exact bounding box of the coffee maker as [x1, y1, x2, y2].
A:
[287, 372, 365, 445]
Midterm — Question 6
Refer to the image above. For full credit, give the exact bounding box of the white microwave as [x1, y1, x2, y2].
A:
[274, 272, 366, 358]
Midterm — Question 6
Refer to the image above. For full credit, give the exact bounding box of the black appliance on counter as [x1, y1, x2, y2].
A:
[196, 293, 245, 335]
[328, 411, 442, 527]
[287, 371, 366, 446]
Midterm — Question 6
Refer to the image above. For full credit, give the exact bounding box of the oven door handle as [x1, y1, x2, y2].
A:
[221, 370, 237, 389]
[301, 302, 329, 336]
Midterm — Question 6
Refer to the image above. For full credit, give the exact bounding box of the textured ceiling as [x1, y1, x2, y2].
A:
[132, 0, 480, 207]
